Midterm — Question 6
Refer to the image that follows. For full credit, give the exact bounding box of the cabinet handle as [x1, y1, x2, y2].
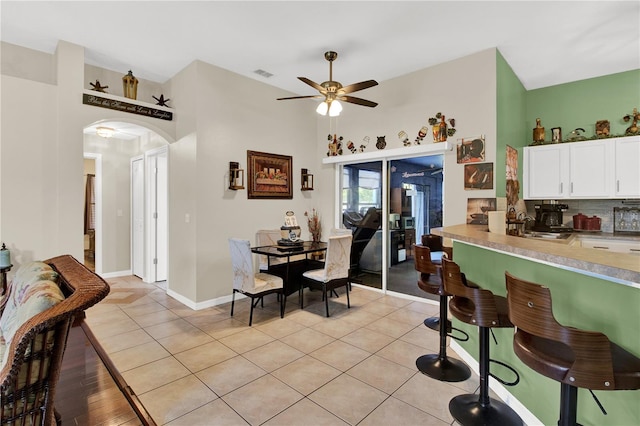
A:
[631, 249, 640, 252]
[560, 183, 563, 193]
[617, 180, 620, 192]
[571, 182, 573, 193]
[592, 246, 609, 250]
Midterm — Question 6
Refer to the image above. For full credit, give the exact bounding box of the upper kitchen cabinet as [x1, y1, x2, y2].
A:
[524, 136, 639, 200]
[523, 144, 568, 199]
[614, 136, 640, 197]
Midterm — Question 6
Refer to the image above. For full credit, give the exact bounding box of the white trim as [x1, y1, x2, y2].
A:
[166, 289, 246, 311]
[99, 269, 132, 279]
[323, 142, 452, 165]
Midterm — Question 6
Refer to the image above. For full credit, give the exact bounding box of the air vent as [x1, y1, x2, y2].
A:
[253, 69, 273, 78]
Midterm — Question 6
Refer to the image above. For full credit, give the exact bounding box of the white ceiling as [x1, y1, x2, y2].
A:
[2, 1, 639, 99]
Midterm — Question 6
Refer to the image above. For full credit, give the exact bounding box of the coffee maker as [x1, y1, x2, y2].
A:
[532, 203, 573, 232]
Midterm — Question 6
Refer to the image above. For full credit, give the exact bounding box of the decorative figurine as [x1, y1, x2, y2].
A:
[429, 112, 456, 142]
[376, 136, 387, 150]
[153, 94, 171, 107]
[89, 80, 109, 93]
[122, 70, 138, 100]
[327, 134, 343, 156]
[358, 136, 370, 152]
[566, 128, 586, 142]
[594, 120, 609, 136]
[414, 126, 428, 145]
[398, 130, 410, 146]
[346, 140, 357, 153]
[623, 108, 639, 134]
[532, 118, 545, 143]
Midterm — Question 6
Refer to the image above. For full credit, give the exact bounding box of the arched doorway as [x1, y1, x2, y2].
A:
[83, 120, 170, 284]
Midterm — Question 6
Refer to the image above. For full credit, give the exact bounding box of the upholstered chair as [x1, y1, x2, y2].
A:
[228, 238, 285, 326]
[301, 234, 352, 317]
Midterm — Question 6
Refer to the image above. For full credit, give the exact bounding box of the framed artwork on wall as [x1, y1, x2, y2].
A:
[247, 150, 293, 199]
[464, 163, 493, 190]
[456, 135, 485, 164]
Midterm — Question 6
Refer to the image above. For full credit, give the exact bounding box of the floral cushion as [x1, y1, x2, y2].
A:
[0, 262, 64, 369]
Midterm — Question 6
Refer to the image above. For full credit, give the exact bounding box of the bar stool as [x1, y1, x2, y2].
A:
[420, 234, 451, 331]
[505, 272, 640, 426]
[442, 258, 522, 426]
[414, 244, 471, 382]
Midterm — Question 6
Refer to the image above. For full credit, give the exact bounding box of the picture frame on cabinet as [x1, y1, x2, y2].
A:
[551, 127, 562, 143]
[464, 163, 493, 190]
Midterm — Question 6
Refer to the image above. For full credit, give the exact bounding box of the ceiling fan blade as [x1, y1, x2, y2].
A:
[277, 95, 323, 101]
[298, 77, 325, 93]
[339, 80, 378, 94]
[339, 95, 378, 108]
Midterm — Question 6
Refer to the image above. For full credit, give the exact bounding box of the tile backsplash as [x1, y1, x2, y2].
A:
[524, 199, 640, 233]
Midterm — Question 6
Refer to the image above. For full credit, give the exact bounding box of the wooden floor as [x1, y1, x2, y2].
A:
[55, 323, 152, 426]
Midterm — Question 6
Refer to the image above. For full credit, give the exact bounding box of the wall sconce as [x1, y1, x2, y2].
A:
[122, 70, 139, 100]
[301, 168, 314, 191]
[229, 162, 245, 190]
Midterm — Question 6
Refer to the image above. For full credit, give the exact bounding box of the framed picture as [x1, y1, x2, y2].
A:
[457, 135, 485, 164]
[464, 163, 493, 190]
[551, 127, 562, 143]
[247, 150, 293, 199]
[466, 198, 496, 224]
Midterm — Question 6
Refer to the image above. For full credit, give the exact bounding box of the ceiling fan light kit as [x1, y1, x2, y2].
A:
[277, 51, 378, 116]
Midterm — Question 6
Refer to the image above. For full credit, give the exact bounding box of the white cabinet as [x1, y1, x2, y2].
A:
[614, 136, 640, 197]
[579, 238, 640, 255]
[523, 144, 568, 199]
[524, 136, 639, 200]
[568, 140, 613, 198]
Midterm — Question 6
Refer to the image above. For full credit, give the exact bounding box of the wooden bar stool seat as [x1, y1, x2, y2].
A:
[419, 234, 451, 331]
[414, 245, 471, 382]
[506, 272, 640, 426]
[442, 258, 522, 426]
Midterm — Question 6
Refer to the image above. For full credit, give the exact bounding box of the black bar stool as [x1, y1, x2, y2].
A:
[505, 272, 640, 426]
[442, 258, 522, 426]
[414, 244, 471, 382]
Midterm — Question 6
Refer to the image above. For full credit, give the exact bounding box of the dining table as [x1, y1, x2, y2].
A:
[251, 241, 327, 298]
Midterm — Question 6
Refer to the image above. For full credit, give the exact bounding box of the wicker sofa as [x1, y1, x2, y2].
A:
[0, 255, 109, 425]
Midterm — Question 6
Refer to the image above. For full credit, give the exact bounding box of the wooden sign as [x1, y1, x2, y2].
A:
[82, 93, 173, 121]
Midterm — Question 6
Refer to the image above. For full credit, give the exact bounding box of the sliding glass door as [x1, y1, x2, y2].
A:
[387, 155, 443, 298]
[341, 161, 383, 290]
[338, 154, 443, 297]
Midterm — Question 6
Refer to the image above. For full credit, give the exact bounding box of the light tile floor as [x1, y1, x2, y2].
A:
[85, 276, 489, 425]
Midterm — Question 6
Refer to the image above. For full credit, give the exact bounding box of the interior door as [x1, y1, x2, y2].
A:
[131, 157, 145, 278]
[148, 148, 168, 282]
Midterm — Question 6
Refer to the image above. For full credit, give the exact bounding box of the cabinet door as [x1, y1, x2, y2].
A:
[569, 140, 613, 198]
[524, 145, 568, 199]
[615, 136, 640, 198]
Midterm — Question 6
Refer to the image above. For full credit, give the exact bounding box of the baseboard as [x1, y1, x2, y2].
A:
[166, 288, 244, 311]
[450, 340, 542, 425]
[99, 269, 133, 279]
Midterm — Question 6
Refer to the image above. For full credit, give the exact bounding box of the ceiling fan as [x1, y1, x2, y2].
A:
[277, 51, 378, 116]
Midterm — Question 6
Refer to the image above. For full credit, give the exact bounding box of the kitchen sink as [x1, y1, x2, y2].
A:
[523, 231, 571, 240]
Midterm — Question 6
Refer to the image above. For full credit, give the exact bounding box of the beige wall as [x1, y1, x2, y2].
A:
[1, 39, 497, 307]
[316, 49, 498, 228]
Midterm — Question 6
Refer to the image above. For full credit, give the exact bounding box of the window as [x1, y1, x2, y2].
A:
[342, 165, 381, 214]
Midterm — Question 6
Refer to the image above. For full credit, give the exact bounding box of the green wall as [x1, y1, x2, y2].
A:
[453, 242, 640, 426]
[496, 51, 528, 199]
[525, 69, 640, 141]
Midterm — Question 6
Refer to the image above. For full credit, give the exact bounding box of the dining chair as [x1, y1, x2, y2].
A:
[228, 238, 285, 326]
[300, 234, 352, 317]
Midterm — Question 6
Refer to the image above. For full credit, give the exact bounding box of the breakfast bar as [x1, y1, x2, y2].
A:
[433, 224, 640, 426]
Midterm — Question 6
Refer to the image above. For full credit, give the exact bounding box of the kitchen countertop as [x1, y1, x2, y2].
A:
[433, 224, 640, 286]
